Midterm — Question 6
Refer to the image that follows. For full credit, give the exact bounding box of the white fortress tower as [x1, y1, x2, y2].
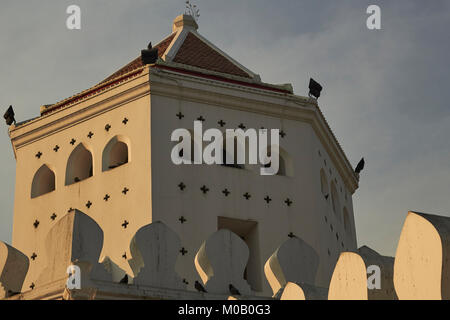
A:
[7, 14, 359, 297]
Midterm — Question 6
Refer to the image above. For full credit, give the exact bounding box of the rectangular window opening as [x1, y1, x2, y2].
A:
[217, 216, 262, 292]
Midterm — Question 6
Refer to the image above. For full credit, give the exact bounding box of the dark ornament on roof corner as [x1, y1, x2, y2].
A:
[141, 42, 159, 65]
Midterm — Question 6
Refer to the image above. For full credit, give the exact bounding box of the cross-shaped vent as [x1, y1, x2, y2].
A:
[264, 196, 272, 204]
[200, 185, 209, 194]
[176, 112, 185, 120]
[179, 216, 187, 224]
[243, 192, 251, 200]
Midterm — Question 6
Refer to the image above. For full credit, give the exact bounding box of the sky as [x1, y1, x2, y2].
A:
[0, 0, 449, 257]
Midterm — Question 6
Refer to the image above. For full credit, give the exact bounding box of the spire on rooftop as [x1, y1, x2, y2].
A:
[173, 14, 198, 33]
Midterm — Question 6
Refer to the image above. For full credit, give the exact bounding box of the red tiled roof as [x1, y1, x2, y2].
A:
[173, 32, 251, 78]
[41, 68, 145, 116]
[40, 29, 259, 117]
[100, 33, 176, 84]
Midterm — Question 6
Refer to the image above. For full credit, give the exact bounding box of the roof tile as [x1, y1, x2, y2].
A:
[100, 33, 176, 84]
[173, 32, 251, 78]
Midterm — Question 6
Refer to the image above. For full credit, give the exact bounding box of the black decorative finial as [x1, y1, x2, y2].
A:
[4, 105, 15, 126]
[355, 158, 365, 174]
[308, 78, 323, 99]
[141, 43, 158, 65]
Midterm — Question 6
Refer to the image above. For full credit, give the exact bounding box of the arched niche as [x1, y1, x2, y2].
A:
[221, 136, 246, 169]
[261, 145, 293, 177]
[31, 164, 55, 198]
[66, 143, 93, 185]
[320, 168, 329, 199]
[173, 129, 197, 163]
[331, 182, 340, 219]
[343, 207, 350, 231]
[102, 136, 130, 171]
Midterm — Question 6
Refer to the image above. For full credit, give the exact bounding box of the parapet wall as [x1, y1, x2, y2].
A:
[0, 210, 449, 300]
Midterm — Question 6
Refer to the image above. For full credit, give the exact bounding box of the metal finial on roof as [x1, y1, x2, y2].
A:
[185, 1, 200, 22]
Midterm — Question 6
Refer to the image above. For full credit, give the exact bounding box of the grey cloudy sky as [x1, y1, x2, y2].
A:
[0, 0, 449, 256]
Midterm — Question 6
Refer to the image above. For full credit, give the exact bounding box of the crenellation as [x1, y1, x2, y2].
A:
[1, 211, 450, 299]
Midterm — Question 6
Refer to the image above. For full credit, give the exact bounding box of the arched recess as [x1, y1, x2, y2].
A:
[173, 129, 198, 163]
[31, 164, 55, 198]
[320, 168, 329, 199]
[102, 136, 130, 171]
[261, 145, 293, 177]
[66, 143, 93, 185]
[331, 181, 340, 219]
[221, 136, 245, 169]
[343, 207, 350, 231]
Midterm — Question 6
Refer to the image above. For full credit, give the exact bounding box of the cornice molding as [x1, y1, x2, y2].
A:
[9, 72, 150, 152]
[149, 69, 359, 193]
[8, 66, 358, 193]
